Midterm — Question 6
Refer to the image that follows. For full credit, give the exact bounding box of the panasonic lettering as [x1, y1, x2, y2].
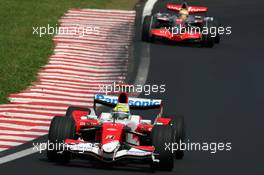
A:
[95, 94, 161, 107]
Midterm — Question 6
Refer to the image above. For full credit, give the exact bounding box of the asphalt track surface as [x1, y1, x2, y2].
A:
[1, 0, 264, 174]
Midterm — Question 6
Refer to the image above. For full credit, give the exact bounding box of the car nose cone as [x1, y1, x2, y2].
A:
[102, 141, 120, 153]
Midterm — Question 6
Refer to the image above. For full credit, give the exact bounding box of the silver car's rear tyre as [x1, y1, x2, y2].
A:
[142, 15, 154, 42]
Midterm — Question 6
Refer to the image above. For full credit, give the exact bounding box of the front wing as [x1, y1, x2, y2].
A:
[62, 140, 157, 163]
[151, 28, 202, 42]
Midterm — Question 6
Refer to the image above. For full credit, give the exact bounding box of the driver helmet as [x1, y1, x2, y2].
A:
[179, 8, 189, 21]
[112, 103, 130, 120]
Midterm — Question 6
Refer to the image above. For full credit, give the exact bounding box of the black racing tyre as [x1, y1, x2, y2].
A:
[214, 32, 220, 44]
[47, 116, 76, 162]
[151, 125, 174, 171]
[66, 106, 90, 119]
[201, 20, 215, 48]
[213, 19, 221, 44]
[174, 115, 185, 159]
[142, 15, 154, 42]
[165, 115, 186, 159]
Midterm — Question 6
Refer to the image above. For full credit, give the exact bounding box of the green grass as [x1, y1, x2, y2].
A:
[0, 0, 137, 104]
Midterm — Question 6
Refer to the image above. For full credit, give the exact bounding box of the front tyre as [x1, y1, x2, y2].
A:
[151, 125, 174, 171]
[47, 116, 76, 162]
[142, 15, 154, 42]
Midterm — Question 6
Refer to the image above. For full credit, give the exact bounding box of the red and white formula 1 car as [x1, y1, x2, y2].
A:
[142, 2, 221, 48]
[47, 93, 185, 171]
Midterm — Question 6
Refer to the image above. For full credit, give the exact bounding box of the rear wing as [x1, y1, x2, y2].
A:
[94, 94, 162, 110]
[166, 3, 208, 13]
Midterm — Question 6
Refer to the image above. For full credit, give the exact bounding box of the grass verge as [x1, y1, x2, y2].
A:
[0, 0, 138, 104]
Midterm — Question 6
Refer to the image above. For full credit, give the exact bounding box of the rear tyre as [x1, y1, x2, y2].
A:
[213, 20, 221, 44]
[165, 115, 186, 159]
[174, 115, 185, 159]
[201, 20, 215, 48]
[142, 15, 154, 42]
[214, 33, 220, 44]
[151, 125, 174, 171]
[47, 116, 76, 162]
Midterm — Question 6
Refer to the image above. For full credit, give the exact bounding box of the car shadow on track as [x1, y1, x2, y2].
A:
[145, 39, 219, 49]
[39, 156, 154, 173]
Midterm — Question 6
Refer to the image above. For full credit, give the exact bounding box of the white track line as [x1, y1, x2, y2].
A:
[0, 147, 40, 164]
